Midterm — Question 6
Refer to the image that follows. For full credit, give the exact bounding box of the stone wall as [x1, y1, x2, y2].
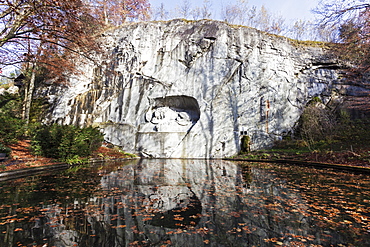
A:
[46, 19, 343, 158]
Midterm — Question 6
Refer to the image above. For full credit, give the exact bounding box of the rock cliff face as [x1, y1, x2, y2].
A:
[47, 19, 342, 158]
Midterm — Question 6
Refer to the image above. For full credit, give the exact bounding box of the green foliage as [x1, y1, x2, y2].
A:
[335, 117, 370, 149]
[240, 152, 271, 160]
[0, 92, 26, 145]
[294, 103, 370, 151]
[0, 91, 22, 117]
[271, 139, 311, 154]
[31, 124, 104, 162]
[0, 83, 11, 90]
[310, 96, 322, 104]
[65, 163, 90, 174]
[0, 115, 25, 145]
[240, 135, 251, 153]
[0, 143, 11, 155]
[29, 98, 49, 124]
[1, 90, 105, 162]
[65, 156, 89, 166]
[296, 103, 336, 150]
[121, 151, 137, 158]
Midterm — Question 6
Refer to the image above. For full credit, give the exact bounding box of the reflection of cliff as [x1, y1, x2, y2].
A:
[2, 159, 348, 246]
[90, 159, 315, 246]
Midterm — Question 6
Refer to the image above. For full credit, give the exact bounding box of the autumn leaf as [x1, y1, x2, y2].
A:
[174, 216, 184, 221]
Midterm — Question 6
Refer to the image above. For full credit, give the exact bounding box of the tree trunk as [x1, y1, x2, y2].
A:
[23, 65, 36, 125]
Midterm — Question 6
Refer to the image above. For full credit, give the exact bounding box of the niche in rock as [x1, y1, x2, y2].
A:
[144, 95, 200, 132]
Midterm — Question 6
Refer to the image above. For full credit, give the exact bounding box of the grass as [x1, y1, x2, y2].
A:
[237, 145, 311, 161]
[234, 136, 370, 168]
[0, 82, 13, 90]
[287, 38, 331, 48]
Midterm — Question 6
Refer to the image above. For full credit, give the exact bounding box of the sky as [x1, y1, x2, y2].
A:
[149, 0, 321, 24]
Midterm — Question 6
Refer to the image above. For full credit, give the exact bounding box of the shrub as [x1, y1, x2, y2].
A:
[0, 92, 25, 145]
[0, 115, 25, 145]
[0, 143, 11, 155]
[294, 101, 370, 151]
[240, 135, 251, 153]
[296, 102, 336, 149]
[31, 124, 104, 161]
[0, 92, 22, 118]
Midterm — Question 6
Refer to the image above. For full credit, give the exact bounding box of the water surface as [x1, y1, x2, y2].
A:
[0, 159, 369, 246]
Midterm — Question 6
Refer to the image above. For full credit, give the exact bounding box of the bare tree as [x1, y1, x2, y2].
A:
[153, 3, 169, 20]
[290, 20, 309, 40]
[221, 0, 249, 25]
[269, 15, 286, 35]
[192, 0, 213, 20]
[314, 0, 370, 75]
[253, 5, 286, 34]
[192, 7, 202, 20]
[298, 102, 337, 150]
[255, 6, 270, 31]
[176, 0, 192, 19]
[201, 0, 212, 19]
[0, 0, 103, 123]
[314, 23, 338, 42]
[220, 2, 285, 35]
[0, 0, 151, 124]
[314, 0, 369, 30]
[221, 4, 240, 24]
[245, 6, 257, 27]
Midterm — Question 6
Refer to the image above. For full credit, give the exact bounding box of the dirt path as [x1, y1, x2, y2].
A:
[0, 140, 134, 172]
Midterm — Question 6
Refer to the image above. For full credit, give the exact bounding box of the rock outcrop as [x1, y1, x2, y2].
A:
[46, 19, 343, 158]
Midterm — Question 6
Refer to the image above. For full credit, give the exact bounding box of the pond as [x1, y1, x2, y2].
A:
[0, 159, 369, 247]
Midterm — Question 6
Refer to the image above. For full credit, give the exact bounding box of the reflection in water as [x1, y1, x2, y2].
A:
[0, 159, 369, 246]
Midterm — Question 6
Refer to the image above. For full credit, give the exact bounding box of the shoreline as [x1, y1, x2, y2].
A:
[1, 156, 369, 182]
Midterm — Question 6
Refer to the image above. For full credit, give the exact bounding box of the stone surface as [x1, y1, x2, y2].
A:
[46, 19, 344, 158]
[0, 85, 19, 95]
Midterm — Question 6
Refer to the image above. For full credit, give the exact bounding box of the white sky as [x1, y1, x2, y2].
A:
[149, 0, 321, 23]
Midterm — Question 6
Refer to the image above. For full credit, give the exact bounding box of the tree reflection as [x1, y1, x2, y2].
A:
[0, 159, 369, 246]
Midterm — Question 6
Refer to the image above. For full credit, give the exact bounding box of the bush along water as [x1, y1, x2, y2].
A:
[31, 124, 104, 163]
[289, 99, 370, 151]
[0, 143, 11, 156]
[0, 92, 25, 145]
